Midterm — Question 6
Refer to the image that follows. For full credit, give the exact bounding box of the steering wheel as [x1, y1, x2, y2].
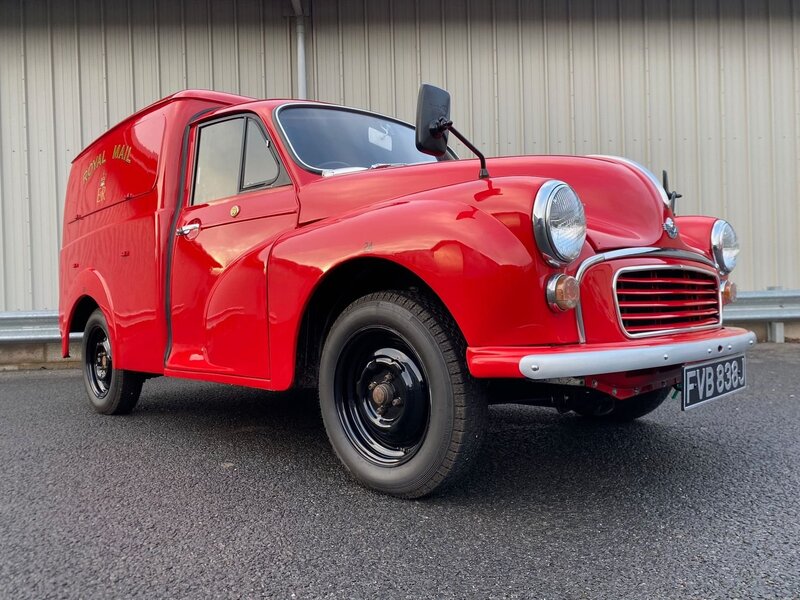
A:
[317, 161, 352, 170]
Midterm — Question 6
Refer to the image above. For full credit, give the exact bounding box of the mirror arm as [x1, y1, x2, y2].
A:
[662, 169, 682, 213]
[448, 125, 490, 179]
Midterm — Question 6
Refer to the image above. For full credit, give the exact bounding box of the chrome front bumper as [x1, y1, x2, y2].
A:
[518, 330, 757, 380]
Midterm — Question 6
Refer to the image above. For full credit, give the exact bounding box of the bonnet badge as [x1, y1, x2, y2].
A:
[663, 217, 679, 239]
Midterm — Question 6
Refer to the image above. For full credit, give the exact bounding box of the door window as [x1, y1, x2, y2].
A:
[193, 118, 243, 205]
[192, 116, 286, 205]
[243, 119, 279, 188]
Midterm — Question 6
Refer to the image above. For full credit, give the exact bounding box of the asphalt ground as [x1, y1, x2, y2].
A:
[1, 344, 798, 599]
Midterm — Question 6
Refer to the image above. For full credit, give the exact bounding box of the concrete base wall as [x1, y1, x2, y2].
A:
[744, 322, 800, 343]
[0, 342, 81, 371]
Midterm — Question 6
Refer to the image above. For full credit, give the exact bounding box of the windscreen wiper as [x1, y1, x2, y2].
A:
[369, 163, 408, 169]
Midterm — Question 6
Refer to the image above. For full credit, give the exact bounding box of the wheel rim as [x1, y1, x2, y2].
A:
[85, 325, 112, 399]
[333, 327, 430, 466]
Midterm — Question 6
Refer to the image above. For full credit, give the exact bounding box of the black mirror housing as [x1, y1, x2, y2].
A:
[415, 84, 451, 157]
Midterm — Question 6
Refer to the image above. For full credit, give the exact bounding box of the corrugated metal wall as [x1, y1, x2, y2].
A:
[1, 0, 798, 311]
[0, 0, 296, 312]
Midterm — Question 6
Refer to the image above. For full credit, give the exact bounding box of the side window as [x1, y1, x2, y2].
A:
[192, 118, 244, 205]
[242, 119, 279, 188]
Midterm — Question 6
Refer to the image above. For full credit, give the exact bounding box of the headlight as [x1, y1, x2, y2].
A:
[711, 219, 739, 274]
[533, 180, 587, 265]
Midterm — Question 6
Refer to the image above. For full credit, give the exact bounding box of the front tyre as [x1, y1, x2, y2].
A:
[81, 309, 144, 415]
[319, 291, 487, 498]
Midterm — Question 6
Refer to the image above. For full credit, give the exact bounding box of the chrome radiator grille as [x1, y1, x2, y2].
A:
[615, 267, 721, 337]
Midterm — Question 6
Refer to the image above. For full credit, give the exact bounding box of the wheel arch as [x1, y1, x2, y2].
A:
[60, 269, 116, 359]
[293, 256, 449, 390]
[69, 296, 100, 333]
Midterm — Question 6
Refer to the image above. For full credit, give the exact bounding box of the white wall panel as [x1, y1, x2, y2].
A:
[22, 0, 59, 309]
[0, 0, 33, 311]
[1, 0, 799, 312]
[308, 0, 800, 294]
[0, 0, 294, 311]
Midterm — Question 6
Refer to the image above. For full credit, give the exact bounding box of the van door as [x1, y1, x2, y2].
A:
[167, 114, 297, 379]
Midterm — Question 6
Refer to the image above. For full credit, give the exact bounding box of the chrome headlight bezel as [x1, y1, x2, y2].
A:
[710, 219, 739, 274]
[533, 180, 587, 266]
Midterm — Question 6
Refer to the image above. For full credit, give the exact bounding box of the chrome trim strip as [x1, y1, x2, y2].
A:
[574, 247, 717, 343]
[612, 264, 721, 339]
[588, 155, 671, 208]
[545, 274, 565, 312]
[518, 330, 756, 380]
[321, 167, 368, 177]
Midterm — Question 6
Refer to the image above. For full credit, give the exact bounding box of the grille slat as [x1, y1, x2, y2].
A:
[624, 318, 720, 333]
[617, 287, 718, 296]
[615, 267, 721, 336]
[621, 308, 719, 320]
[617, 276, 717, 287]
[618, 299, 719, 309]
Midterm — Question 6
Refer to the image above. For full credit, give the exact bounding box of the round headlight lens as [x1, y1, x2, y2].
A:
[533, 181, 587, 265]
[711, 220, 739, 273]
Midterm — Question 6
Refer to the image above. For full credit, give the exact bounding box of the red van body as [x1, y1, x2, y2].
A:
[59, 88, 755, 497]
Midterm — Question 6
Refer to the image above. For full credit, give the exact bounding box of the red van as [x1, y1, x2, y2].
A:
[60, 85, 754, 497]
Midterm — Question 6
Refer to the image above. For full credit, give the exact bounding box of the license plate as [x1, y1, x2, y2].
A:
[681, 354, 746, 410]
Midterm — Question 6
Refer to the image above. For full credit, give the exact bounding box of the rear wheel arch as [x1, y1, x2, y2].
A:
[63, 295, 104, 359]
[68, 295, 101, 334]
[62, 269, 118, 357]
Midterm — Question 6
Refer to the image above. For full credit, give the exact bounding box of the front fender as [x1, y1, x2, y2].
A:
[673, 215, 716, 263]
[267, 198, 581, 390]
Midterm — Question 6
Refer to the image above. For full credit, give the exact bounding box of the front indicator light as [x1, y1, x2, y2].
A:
[546, 274, 580, 312]
[721, 280, 737, 305]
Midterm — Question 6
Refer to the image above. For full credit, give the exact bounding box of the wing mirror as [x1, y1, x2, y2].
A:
[415, 84, 452, 157]
[414, 84, 489, 179]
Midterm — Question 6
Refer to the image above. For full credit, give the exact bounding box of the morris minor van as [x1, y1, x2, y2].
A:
[60, 85, 755, 497]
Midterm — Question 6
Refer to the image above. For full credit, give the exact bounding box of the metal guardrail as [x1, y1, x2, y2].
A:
[723, 290, 800, 342]
[1, 290, 799, 344]
[722, 290, 800, 322]
[0, 311, 78, 344]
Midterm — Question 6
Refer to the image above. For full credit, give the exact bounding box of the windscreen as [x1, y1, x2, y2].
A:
[277, 106, 443, 171]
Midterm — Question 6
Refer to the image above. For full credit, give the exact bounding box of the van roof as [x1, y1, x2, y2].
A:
[72, 89, 255, 163]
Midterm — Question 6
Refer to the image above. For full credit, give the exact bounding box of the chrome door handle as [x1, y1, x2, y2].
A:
[176, 223, 200, 236]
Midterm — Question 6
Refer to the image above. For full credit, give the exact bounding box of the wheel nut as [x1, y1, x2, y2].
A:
[392, 397, 403, 407]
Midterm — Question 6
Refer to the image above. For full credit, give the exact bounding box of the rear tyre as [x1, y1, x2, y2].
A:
[575, 388, 670, 422]
[319, 290, 487, 498]
[81, 309, 144, 415]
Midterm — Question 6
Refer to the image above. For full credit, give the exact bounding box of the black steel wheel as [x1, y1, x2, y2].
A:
[334, 329, 430, 466]
[81, 309, 144, 415]
[319, 290, 487, 498]
[85, 321, 113, 399]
